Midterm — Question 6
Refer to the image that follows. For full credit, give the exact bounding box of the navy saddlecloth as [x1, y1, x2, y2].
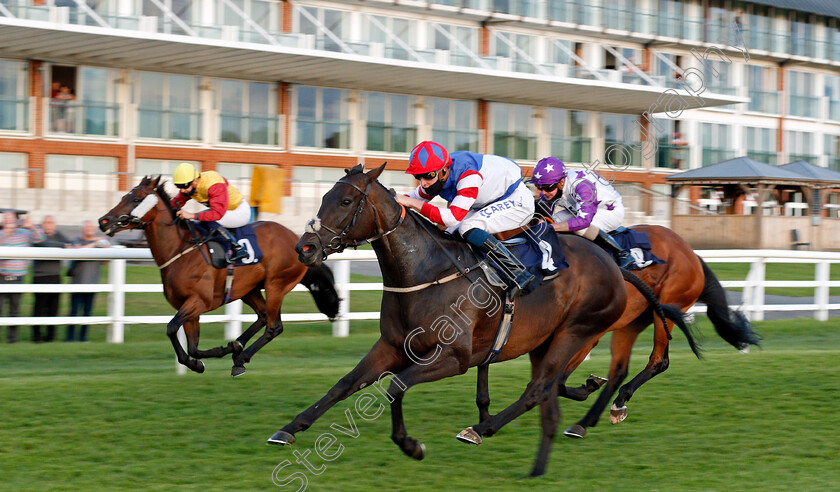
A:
[484, 221, 569, 295]
[194, 221, 263, 266]
[609, 228, 665, 270]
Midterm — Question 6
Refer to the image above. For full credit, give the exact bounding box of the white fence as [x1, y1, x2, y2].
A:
[1, 248, 839, 344]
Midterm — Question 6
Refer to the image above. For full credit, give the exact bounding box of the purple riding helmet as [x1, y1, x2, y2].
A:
[530, 157, 566, 188]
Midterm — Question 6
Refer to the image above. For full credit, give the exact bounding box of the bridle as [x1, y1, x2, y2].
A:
[308, 178, 405, 261]
[112, 185, 156, 230]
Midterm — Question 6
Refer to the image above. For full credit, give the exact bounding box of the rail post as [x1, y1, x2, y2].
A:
[815, 261, 830, 321]
[331, 259, 351, 338]
[107, 246, 126, 343]
[225, 299, 243, 340]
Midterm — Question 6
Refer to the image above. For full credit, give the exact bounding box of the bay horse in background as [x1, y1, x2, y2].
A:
[265, 163, 683, 477]
[476, 224, 761, 439]
[99, 176, 340, 377]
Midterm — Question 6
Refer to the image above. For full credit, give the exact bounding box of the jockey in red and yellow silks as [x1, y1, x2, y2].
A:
[171, 163, 251, 262]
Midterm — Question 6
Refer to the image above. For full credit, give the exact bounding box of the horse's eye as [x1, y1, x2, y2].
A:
[341, 199, 352, 206]
[133, 197, 142, 202]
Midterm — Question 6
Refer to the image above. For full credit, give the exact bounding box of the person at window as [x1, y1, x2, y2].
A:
[395, 141, 536, 297]
[0, 212, 45, 343]
[530, 157, 633, 269]
[31, 215, 71, 343]
[170, 163, 251, 262]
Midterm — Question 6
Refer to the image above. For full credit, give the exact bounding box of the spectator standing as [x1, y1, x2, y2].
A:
[65, 220, 110, 343]
[0, 212, 45, 343]
[31, 215, 70, 343]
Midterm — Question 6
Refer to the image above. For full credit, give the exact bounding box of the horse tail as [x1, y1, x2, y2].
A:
[300, 264, 341, 321]
[697, 257, 762, 350]
[621, 269, 701, 359]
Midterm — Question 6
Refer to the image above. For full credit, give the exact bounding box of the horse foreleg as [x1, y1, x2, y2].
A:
[564, 325, 640, 438]
[232, 283, 290, 376]
[268, 339, 406, 445]
[230, 289, 268, 376]
[183, 319, 239, 360]
[166, 311, 205, 374]
[532, 350, 560, 478]
[557, 337, 604, 402]
[476, 365, 491, 423]
[389, 346, 471, 460]
[612, 322, 673, 424]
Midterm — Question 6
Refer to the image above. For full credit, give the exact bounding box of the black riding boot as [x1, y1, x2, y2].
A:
[479, 235, 535, 298]
[216, 226, 247, 262]
[594, 230, 634, 269]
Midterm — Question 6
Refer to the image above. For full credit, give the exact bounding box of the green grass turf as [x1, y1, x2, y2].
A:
[705, 262, 840, 297]
[0, 315, 838, 491]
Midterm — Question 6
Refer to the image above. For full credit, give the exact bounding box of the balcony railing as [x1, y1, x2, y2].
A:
[788, 154, 819, 165]
[295, 119, 350, 149]
[748, 90, 780, 114]
[137, 107, 201, 141]
[366, 123, 416, 153]
[494, 132, 537, 161]
[746, 151, 778, 166]
[49, 101, 119, 137]
[788, 94, 820, 119]
[605, 139, 642, 168]
[550, 136, 591, 164]
[702, 148, 736, 167]
[829, 157, 840, 171]
[432, 128, 479, 153]
[655, 143, 689, 170]
[0, 97, 28, 132]
[220, 113, 277, 146]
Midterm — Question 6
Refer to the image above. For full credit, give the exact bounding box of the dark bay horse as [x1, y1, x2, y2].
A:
[476, 224, 761, 438]
[98, 176, 339, 376]
[267, 163, 630, 477]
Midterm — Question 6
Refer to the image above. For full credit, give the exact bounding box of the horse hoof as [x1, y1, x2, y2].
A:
[191, 360, 205, 374]
[585, 374, 608, 391]
[563, 424, 586, 438]
[231, 365, 246, 378]
[610, 404, 628, 424]
[267, 430, 296, 446]
[411, 442, 426, 461]
[456, 427, 482, 446]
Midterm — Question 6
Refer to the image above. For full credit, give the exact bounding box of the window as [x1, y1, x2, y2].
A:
[135, 159, 200, 179]
[826, 75, 840, 121]
[786, 130, 816, 164]
[701, 123, 734, 166]
[431, 23, 479, 67]
[790, 12, 813, 57]
[744, 127, 777, 165]
[365, 14, 416, 60]
[787, 71, 818, 118]
[654, 119, 689, 169]
[296, 6, 349, 52]
[142, 0, 193, 35]
[0, 59, 27, 132]
[136, 72, 201, 141]
[491, 31, 538, 73]
[218, 79, 276, 146]
[603, 113, 642, 168]
[45, 155, 118, 191]
[491, 103, 537, 161]
[218, 0, 276, 42]
[294, 86, 350, 149]
[547, 109, 590, 164]
[826, 134, 840, 171]
[427, 97, 478, 153]
[365, 92, 416, 153]
[746, 65, 778, 113]
[49, 65, 119, 137]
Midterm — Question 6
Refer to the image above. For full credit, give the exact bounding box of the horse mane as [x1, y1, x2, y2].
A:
[152, 177, 179, 222]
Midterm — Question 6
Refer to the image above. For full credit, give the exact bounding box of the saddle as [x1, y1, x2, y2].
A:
[607, 227, 666, 271]
[188, 221, 263, 269]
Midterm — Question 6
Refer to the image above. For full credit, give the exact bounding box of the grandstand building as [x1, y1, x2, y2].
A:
[1, 0, 839, 231]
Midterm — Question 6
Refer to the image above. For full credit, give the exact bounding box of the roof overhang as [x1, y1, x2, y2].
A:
[0, 18, 746, 114]
[667, 178, 817, 187]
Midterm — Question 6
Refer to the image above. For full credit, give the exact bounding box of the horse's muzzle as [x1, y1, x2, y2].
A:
[294, 237, 322, 267]
[98, 215, 123, 237]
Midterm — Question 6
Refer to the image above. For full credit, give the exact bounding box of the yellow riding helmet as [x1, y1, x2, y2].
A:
[172, 163, 199, 185]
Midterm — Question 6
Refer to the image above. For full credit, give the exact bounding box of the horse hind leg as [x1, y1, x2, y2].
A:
[232, 281, 291, 375]
[612, 328, 672, 424]
[476, 365, 491, 423]
[182, 318, 239, 360]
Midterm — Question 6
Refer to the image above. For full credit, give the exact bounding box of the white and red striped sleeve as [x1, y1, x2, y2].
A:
[420, 171, 482, 227]
[405, 185, 433, 201]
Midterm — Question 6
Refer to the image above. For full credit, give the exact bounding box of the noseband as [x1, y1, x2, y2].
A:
[308, 179, 405, 261]
[113, 186, 155, 230]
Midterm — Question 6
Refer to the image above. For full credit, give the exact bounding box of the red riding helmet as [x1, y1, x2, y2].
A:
[406, 141, 451, 175]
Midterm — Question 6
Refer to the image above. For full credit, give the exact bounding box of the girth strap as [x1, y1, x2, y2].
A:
[481, 296, 516, 365]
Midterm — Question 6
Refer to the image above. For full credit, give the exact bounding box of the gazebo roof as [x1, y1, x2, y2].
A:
[666, 156, 815, 186]
[780, 160, 840, 187]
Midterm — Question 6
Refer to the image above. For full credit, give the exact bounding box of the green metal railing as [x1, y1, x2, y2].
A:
[220, 113, 277, 146]
[136, 107, 201, 141]
[0, 97, 28, 132]
[49, 101, 119, 137]
[366, 123, 416, 153]
[295, 119, 350, 149]
[550, 136, 590, 164]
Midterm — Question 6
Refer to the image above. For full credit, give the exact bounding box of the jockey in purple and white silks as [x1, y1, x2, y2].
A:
[530, 156, 633, 269]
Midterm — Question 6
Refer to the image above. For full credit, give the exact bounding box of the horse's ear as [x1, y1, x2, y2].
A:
[152, 175, 161, 187]
[366, 162, 387, 181]
[346, 163, 365, 175]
